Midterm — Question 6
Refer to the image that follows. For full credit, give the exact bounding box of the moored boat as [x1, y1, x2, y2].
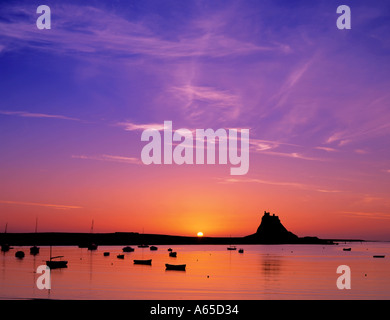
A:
[169, 251, 177, 257]
[30, 245, 40, 255]
[46, 259, 68, 269]
[373, 255, 385, 258]
[103, 252, 110, 256]
[117, 254, 125, 259]
[133, 259, 152, 265]
[1, 244, 10, 252]
[343, 248, 351, 251]
[122, 246, 135, 252]
[46, 246, 67, 269]
[238, 248, 244, 253]
[227, 246, 237, 251]
[15, 251, 25, 259]
[87, 243, 98, 251]
[165, 263, 186, 271]
[150, 246, 158, 251]
[30, 218, 40, 255]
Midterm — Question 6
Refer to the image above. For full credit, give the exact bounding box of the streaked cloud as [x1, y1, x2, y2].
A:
[0, 110, 79, 121]
[0, 200, 82, 210]
[117, 122, 165, 132]
[221, 177, 340, 193]
[257, 150, 325, 161]
[315, 146, 338, 152]
[0, 4, 287, 60]
[340, 211, 390, 220]
[72, 154, 141, 164]
[170, 85, 242, 122]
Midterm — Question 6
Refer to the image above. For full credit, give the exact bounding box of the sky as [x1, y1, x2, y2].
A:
[0, 0, 389, 240]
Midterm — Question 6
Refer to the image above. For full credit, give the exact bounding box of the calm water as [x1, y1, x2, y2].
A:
[1, 243, 389, 299]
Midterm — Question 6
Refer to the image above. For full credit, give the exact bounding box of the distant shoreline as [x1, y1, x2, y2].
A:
[0, 232, 360, 246]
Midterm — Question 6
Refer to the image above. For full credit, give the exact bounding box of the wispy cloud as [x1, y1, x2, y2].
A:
[223, 177, 306, 189]
[221, 177, 341, 193]
[170, 85, 242, 122]
[315, 146, 338, 152]
[0, 4, 287, 61]
[268, 60, 313, 110]
[0, 200, 82, 210]
[256, 150, 325, 161]
[72, 154, 141, 164]
[0, 110, 79, 121]
[117, 122, 165, 132]
[340, 211, 390, 220]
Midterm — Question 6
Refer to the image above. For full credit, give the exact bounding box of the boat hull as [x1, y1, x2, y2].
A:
[46, 261, 68, 269]
[15, 251, 25, 258]
[165, 264, 186, 271]
[30, 246, 40, 255]
[134, 259, 152, 265]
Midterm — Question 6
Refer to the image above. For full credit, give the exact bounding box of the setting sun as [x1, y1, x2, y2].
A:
[197, 232, 204, 237]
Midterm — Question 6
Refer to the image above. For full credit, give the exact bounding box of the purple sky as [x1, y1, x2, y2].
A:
[0, 0, 390, 239]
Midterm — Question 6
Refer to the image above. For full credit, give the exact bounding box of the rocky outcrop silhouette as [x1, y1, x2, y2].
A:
[245, 211, 299, 243]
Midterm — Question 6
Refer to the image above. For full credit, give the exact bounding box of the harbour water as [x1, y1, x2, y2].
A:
[1, 242, 389, 299]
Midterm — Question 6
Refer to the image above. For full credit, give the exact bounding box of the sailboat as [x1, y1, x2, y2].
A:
[87, 220, 98, 251]
[30, 218, 40, 255]
[46, 246, 68, 269]
[227, 235, 236, 250]
[1, 223, 10, 253]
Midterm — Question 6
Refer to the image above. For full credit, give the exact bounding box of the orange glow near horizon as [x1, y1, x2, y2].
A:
[197, 232, 204, 237]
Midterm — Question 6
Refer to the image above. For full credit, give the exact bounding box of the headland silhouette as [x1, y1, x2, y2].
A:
[1, 211, 358, 247]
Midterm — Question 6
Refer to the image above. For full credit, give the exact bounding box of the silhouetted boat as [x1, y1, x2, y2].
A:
[138, 244, 149, 248]
[150, 246, 158, 251]
[165, 264, 186, 271]
[227, 246, 237, 251]
[1, 223, 10, 253]
[169, 251, 177, 257]
[103, 252, 110, 256]
[46, 258, 68, 269]
[373, 255, 385, 258]
[15, 251, 25, 259]
[46, 246, 67, 269]
[343, 248, 351, 251]
[122, 246, 135, 252]
[133, 259, 152, 265]
[117, 254, 124, 259]
[167, 248, 173, 252]
[87, 243, 98, 251]
[87, 220, 98, 251]
[30, 246, 40, 255]
[238, 248, 244, 253]
[30, 218, 40, 255]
